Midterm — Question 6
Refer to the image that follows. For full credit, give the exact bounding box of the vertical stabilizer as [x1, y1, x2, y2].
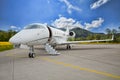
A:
[65, 26, 69, 35]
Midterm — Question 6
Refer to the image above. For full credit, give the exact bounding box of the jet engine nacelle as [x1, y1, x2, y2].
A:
[69, 31, 75, 37]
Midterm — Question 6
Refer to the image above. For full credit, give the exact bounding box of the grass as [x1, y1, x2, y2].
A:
[0, 42, 13, 52]
[79, 42, 120, 44]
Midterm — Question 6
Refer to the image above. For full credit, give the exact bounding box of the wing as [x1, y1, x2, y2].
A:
[60, 35, 114, 45]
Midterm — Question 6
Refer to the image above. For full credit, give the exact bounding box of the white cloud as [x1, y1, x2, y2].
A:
[10, 26, 21, 31]
[60, 0, 81, 14]
[43, 23, 48, 26]
[90, 0, 110, 9]
[52, 17, 83, 29]
[47, 0, 50, 4]
[84, 18, 104, 30]
[10, 26, 17, 29]
[52, 17, 104, 30]
[18, 27, 21, 30]
[58, 14, 62, 17]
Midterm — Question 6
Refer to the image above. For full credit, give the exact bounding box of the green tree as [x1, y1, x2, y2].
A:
[0, 30, 17, 41]
[118, 26, 120, 33]
[112, 29, 117, 34]
[86, 34, 94, 40]
[68, 37, 75, 41]
[105, 28, 111, 34]
[94, 34, 101, 40]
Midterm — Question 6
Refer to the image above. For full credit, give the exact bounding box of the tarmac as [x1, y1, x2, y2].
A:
[0, 44, 120, 80]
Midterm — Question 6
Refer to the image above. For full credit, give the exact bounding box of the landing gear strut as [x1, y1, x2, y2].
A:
[28, 46, 35, 58]
[52, 44, 56, 49]
[66, 44, 71, 50]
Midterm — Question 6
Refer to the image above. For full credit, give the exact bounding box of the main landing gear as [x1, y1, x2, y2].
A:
[28, 46, 35, 58]
[66, 44, 71, 50]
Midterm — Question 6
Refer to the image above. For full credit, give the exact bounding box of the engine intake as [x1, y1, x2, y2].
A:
[69, 31, 75, 37]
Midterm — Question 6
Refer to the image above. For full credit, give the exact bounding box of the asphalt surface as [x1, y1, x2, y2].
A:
[0, 44, 120, 80]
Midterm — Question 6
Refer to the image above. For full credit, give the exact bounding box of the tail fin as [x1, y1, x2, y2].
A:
[65, 26, 69, 35]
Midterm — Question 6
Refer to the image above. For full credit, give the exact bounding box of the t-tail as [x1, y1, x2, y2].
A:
[65, 26, 69, 35]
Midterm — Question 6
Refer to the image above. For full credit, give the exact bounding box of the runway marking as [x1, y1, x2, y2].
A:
[6, 53, 16, 57]
[5, 53, 120, 79]
[41, 57, 120, 79]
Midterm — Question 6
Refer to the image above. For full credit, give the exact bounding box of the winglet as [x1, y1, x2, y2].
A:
[112, 35, 114, 40]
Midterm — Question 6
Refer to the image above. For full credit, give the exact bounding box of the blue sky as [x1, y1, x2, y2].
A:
[0, 0, 120, 33]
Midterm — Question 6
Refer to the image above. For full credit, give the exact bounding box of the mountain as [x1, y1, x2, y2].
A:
[59, 27, 105, 38]
[70, 27, 94, 38]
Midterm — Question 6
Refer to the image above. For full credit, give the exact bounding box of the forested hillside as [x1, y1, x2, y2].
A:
[71, 28, 94, 38]
[0, 30, 17, 41]
[70, 27, 120, 43]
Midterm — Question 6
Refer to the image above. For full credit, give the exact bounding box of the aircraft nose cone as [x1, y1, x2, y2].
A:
[9, 37, 13, 43]
[9, 32, 22, 44]
[9, 36, 16, 44]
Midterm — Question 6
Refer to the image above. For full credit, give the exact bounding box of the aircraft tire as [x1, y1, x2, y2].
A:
[31, 53, 35, 58]
[29, 53, 32, 58]
[29, 53, 35, 58]
[67, 45, 71, 50]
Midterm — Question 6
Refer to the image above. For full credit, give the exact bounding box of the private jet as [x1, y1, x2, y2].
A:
[9, 23, 114, 58]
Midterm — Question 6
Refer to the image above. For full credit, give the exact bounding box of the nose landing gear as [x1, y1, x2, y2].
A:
[28, 46, 35, 58]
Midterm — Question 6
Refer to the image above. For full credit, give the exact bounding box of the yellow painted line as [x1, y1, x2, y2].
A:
[6, 53, 16, 57]
[5, 53, 27, 58]
[41, 57, 120, 79]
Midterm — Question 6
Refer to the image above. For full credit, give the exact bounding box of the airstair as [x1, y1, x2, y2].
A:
[45, 43, 60, 55]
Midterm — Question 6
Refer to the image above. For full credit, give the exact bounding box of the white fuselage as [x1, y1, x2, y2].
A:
[9, 23, 68, 46]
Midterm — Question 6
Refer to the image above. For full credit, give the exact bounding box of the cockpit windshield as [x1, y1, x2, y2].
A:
[24, 24, 45, 29]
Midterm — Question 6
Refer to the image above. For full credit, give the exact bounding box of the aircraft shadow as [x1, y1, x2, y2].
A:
[35, 47, 112, 51]
[57, 47, 112, 51]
